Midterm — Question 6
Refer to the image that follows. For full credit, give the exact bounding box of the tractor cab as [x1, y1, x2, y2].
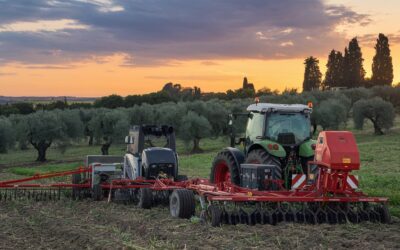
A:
[124, 125, 179, 180]
[245, 103, 312, 150]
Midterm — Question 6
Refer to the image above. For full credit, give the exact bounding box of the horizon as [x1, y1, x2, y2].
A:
[1, 0, 400, 97]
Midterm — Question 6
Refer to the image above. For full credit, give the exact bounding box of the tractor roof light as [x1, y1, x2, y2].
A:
[307, 102, 313, 108]
[254, 97, 260, 105]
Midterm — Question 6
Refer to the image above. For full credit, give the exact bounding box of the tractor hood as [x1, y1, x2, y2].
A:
[142, 147, 177, 165]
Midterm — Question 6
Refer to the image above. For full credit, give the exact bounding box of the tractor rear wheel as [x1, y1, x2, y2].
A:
[210, 151, 240, 186]
[245, 149, 282, 190]
[169, 189, 196, 219]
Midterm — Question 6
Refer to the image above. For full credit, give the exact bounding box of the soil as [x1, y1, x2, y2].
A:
[0, 198, 399, 250]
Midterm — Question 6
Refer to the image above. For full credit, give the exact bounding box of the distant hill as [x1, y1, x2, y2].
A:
[0, 96, 96, 104]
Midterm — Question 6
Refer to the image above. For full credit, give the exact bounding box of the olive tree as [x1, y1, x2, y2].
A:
[0, 117, 15, 153]
[127, 104, 155, 125]
[79, 109, 95, 145]
[155, 102, 187, 132]
[342, 87, 372, 107]
[179, 111, 211, 153]
[89, 109, 129, 155]
[353, 97, 395, 135]
[313, 99, 348, 130]
[16, 110, 83, 161]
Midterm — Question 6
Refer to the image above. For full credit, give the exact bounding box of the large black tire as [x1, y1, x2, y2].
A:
[245, 149, 282, 190]
[169, 189, 196, 219]
[92, 184, 103, 201]
[72, 173, 81, 200]
[208, 205, 222, 227]
[138, 188, 153, 209]
[210, 151, 240, 185]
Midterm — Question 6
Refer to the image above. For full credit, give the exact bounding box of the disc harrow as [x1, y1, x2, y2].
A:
[0, 131, 392, 227]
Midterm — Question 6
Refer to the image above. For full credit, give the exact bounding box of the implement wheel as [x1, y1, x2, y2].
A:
[377, 204, 391, 223]
[72, 173, 81, 200]
[92, 184, 103, 201]
[208, 205, 222, 227]
[138, 188, 153, 209]
[210, 151, 240, 186]
[169, 189, 195, 219]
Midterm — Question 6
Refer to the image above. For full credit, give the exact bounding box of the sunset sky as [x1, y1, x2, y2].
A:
[1, 0, 400, 97]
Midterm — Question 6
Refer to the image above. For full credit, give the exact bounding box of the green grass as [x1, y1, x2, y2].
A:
[0, 137, 228, 167]
[1, 117, 399, 216]
[8, 163, 81, 176]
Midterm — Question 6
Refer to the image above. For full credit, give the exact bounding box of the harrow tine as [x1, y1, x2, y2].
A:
[250, 208, 262, 225]
[221, 207, 230, 225]
[305, 204, 317, 224]
[274, 204, 284, 223]
[358, 203, 370, 222]
[284, 204, 296, 222]
[295, 204, 306, 223]
[368, 205, 380, 222]
[347, 205, 360, 223]
[238, 208, 249, 225]
[262, 208, 276, 225]
[229, 210, 239, 225]
[315, 205, 328, 224]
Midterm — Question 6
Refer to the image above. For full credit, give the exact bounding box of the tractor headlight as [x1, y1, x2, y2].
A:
[151, 164, 157, 168]
[168, 164, 174, 168]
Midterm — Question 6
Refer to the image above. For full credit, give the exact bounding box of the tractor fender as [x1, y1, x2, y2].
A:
[247, 142, 286, 158]
[299, 139, 316, 158]
[222, 147, 245, 167]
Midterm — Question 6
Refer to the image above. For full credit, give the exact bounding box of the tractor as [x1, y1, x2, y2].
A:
[80, 125, 186, 206]
[210, 102, 315, 190]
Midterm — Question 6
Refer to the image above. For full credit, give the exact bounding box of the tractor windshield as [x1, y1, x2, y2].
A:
[265, 113, 311, 144]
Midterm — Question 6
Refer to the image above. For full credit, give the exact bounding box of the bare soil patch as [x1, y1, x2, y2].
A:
[0, 199, 399, 250]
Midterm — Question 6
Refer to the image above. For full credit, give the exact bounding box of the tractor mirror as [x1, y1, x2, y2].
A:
[125, 136, 134, 144]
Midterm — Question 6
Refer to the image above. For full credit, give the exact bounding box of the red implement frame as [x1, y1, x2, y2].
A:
[0, 164, 388, 204]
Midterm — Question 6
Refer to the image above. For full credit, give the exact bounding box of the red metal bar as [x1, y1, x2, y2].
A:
[0, 167, 90, 186]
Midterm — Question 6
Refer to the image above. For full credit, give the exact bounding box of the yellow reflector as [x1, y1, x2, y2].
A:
[308, 174, 315, 180]
[247, 192, 253, 197]
[342, 158, 351, 164]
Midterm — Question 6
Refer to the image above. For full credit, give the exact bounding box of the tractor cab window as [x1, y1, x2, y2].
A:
[246, 112, 265, 141]
[265, 113, 311, 144]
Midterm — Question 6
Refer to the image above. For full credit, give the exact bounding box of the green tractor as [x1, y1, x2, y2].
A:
[210, 102, 316, 190]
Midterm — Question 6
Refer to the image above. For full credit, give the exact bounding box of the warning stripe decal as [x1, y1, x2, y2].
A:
[347, 175, 359, 189]
[291, 174, 306, 190]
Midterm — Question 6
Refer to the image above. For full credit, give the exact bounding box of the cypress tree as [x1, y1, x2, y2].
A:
[372, 33, 393, 86]
[303, 56, 322, 92]
[344, 38, 365, 88]
[324, 50, 344, 89]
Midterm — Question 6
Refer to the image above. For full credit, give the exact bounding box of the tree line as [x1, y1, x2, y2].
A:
[0, 78, 283, 116]
[0, 87, 398, 162]
[303, 34, 395, 91]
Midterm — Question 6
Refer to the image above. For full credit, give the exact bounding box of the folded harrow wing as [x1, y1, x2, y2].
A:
[0, 131, 391, 227]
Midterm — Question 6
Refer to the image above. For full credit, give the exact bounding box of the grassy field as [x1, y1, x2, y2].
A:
[0, 118, 399, 249]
